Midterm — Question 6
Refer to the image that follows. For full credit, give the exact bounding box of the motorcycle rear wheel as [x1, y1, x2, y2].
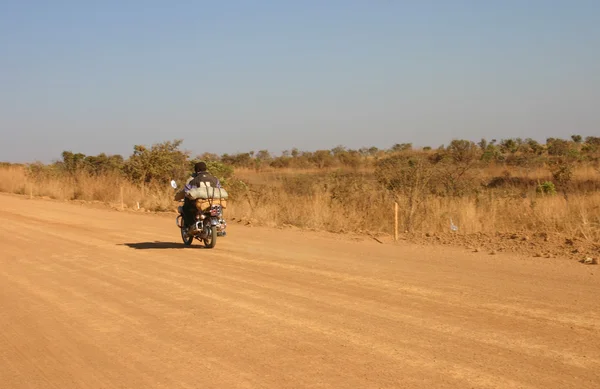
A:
[181, 226, 194, 246]
[203, 226, 217, 248]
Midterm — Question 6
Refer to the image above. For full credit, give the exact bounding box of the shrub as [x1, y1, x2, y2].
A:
[536, 181, 557, 195]
[205, 161, 234, 186]
[375, 154, 438, 231]
[124, 139, 189, 185]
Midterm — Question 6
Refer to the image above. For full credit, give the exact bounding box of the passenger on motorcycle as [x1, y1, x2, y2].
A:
[182, 162, 221, 227]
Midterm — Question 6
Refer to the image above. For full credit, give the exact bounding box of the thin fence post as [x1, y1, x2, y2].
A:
[120, 186, 124, 211]
[394, 201, 399, 241]
[29, 183, 33, 199]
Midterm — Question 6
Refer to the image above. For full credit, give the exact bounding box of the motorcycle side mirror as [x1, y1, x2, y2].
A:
[170, 180, 177, 189]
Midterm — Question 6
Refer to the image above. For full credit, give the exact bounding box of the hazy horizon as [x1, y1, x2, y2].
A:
[2, 1, 599, 163]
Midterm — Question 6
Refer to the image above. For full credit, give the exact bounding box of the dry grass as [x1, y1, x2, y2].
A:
[232, 166, 600, 243]
[421, 194, 600, 240]
[0, 166, 174, 212]
[1, 165, 599, 244]
[228, 184, 600, 243]
[237, 165, 600, 189]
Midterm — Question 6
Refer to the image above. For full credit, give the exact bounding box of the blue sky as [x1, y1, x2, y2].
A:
[1, 1, 599, 162]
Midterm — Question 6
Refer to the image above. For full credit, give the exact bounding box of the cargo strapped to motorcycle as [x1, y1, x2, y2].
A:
[186, 181, 228, 212]
[185, 181, 228, 201]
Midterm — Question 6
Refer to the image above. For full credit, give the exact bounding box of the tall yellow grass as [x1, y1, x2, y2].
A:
[0, 166, 174, 212]
[227, 184, 600, 242]
[214, 167, 600, 242]
[1, 165, 599, 242]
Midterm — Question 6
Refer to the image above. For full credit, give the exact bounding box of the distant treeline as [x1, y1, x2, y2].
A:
[2, 136, 600, 187]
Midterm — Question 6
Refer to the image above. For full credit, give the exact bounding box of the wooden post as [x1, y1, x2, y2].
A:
[29, 183, 33, 199]
[394, 201, 399, 241]
[120, 186, 124, 211]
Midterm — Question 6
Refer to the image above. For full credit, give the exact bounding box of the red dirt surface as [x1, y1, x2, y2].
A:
[1, 194, 598, 388]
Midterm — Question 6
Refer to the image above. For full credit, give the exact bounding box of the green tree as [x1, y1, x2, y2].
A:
[480, 143, 502, 163]
[84, 153, 124, 175]
[59, 151, 86, 174]
[124, 139, 189, 184]
[256, 150, 272, 161]
[582, 136, 600, 153]
[445, 139, 479, 164]
[524, 138, 544, 155]
[206, 161, 234, 186]
[546, 138, 570, 156]
[390, 143, 412, 153]
[221, 152, 253, 168]
[499, 139, 518, 154]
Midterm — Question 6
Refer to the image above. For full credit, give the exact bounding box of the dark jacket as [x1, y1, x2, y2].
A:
[187, 171, 221, 189]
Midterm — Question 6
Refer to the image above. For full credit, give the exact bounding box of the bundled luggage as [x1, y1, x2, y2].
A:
[186, 185, 228, 200]
[174, 182, 228, 210]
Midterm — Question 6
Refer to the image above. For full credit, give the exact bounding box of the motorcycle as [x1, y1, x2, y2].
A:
[171, 180, 227, 248]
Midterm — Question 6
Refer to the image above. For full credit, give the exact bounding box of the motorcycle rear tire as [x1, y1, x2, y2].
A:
[181, 226, 194, 246]
[203, 226, 217, 249]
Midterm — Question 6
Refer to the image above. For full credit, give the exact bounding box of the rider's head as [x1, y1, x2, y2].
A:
[194, 162, 207, 173]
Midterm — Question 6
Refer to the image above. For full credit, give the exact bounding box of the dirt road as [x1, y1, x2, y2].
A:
[0, 194, 598, 389]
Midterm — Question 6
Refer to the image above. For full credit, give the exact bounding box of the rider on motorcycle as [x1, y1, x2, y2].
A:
[182, 162, 221, 227]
